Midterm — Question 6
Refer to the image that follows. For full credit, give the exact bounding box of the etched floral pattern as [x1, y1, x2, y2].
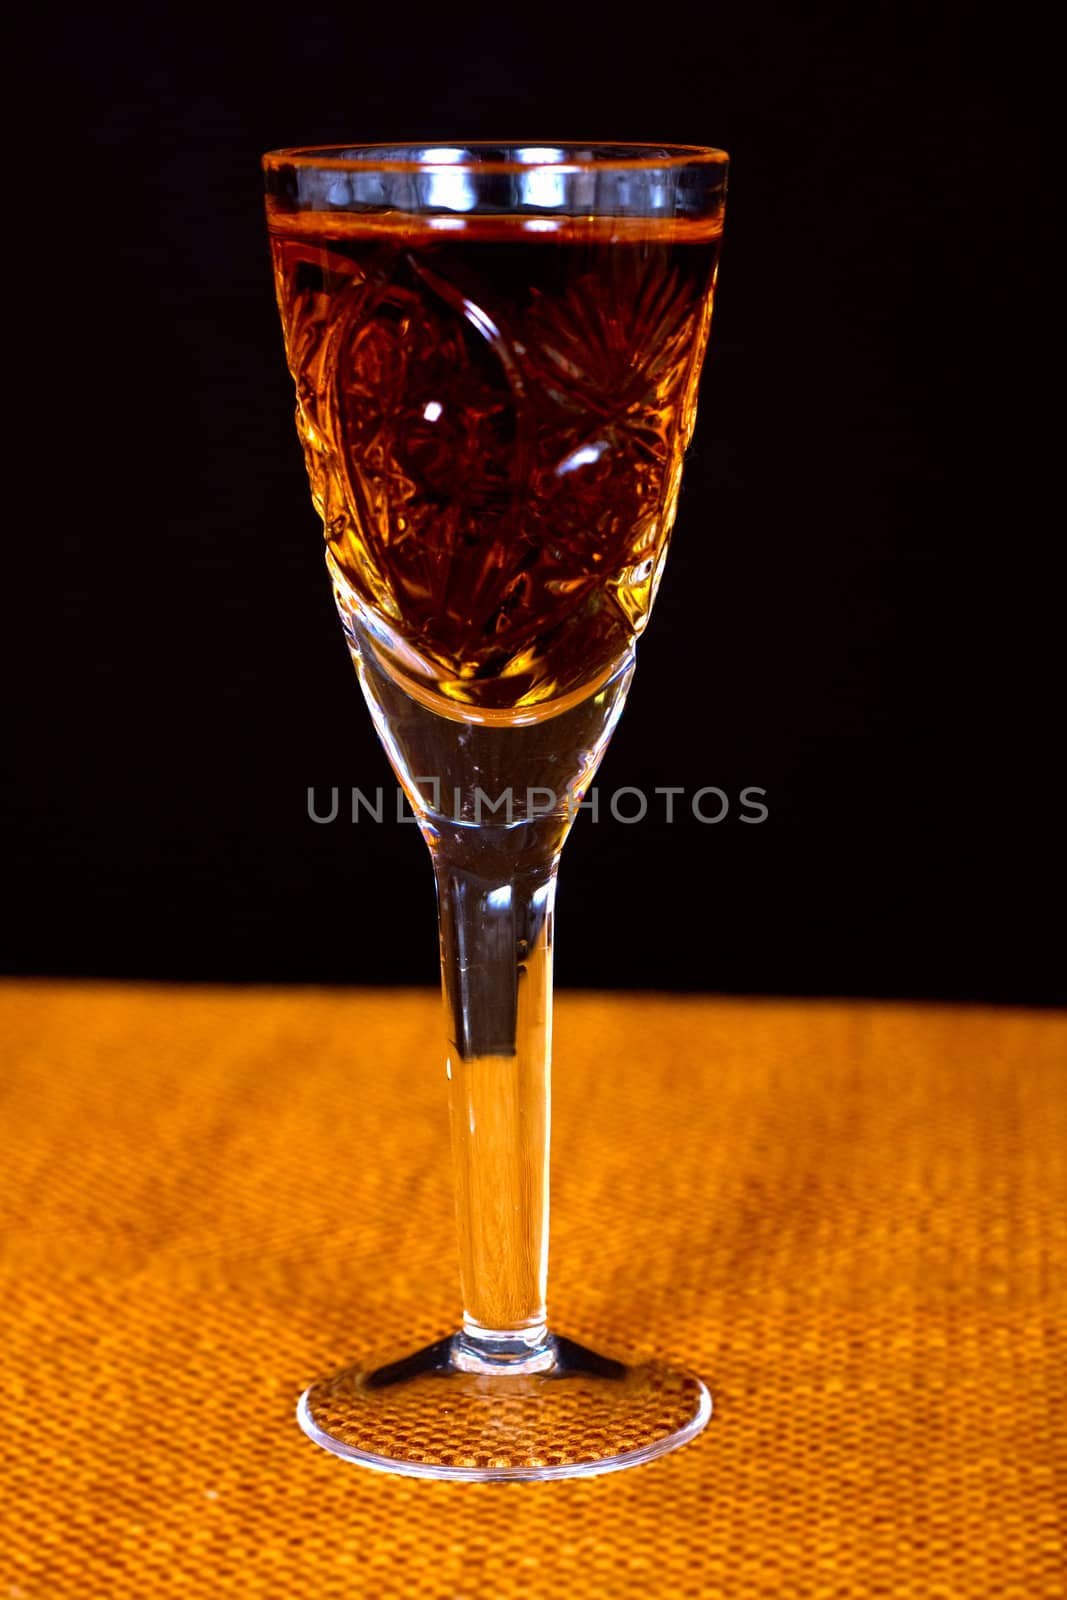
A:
[272, 226, 719, 712]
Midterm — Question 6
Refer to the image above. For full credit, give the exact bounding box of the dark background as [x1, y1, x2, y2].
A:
[4, 3, 1060, 1001]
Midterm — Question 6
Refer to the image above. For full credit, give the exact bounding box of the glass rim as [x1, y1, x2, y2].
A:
[261, 140, 729, 176]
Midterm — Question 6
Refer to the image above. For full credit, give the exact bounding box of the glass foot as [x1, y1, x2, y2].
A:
[297, 1332, 711, 1481]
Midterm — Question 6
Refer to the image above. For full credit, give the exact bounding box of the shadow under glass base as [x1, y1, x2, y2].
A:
[297, 1332, 711, 1481]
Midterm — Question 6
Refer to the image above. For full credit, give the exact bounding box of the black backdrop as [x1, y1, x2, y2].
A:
[4, 3, 1061, 1001]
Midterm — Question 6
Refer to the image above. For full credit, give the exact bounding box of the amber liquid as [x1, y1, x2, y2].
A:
[269, 212, 721, 717]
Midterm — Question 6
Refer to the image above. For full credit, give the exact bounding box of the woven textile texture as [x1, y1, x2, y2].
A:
[1, 982, 1064, 1598]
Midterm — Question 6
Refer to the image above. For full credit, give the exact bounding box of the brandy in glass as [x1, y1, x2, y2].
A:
[264, 141, 728, 1480]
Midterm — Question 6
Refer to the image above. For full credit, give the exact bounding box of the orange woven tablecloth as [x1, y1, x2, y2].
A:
[1, 981, 1064, 1598]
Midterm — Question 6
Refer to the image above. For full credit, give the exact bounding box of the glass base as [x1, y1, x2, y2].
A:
[297, 1332, 711, 1481]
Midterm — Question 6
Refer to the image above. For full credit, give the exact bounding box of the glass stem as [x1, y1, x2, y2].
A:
[433, 840, 557, 1362]
[338, 604, 636, 1371]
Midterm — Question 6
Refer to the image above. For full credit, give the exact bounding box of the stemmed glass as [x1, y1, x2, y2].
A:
[263, 141, 728, 1480]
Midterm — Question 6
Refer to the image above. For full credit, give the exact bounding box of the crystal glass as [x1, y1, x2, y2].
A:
[263, 141, 728, 1480]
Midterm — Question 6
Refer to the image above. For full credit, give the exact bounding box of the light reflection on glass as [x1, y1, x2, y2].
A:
[422, 148, 477, 212]
[516, 147, 567, 209]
